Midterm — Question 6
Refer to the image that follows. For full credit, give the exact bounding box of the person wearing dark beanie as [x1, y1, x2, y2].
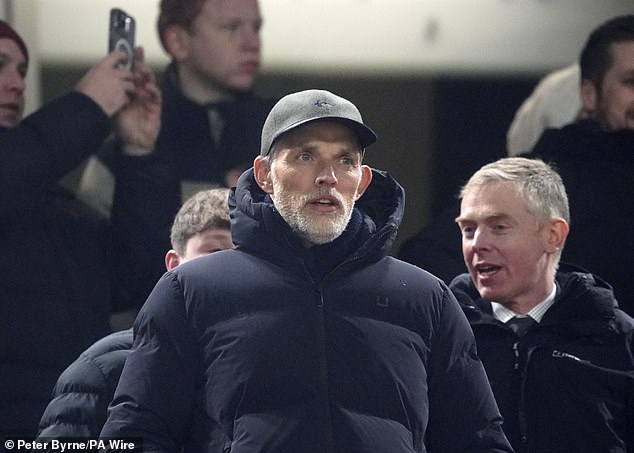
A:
[0, 20, 28, 66]
[0, 21, 161, 438]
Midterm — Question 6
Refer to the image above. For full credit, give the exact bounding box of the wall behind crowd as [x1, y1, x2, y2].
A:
[8, 0, 633, 253]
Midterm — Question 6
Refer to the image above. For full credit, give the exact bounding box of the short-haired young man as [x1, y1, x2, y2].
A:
[78, 0, 276, 314]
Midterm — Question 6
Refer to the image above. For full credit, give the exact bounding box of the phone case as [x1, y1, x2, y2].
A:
[109, 8, 136, 70]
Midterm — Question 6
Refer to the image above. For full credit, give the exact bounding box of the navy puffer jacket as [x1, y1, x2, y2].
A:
[36, 329, 133, 438]
[101, 169, 512, 453]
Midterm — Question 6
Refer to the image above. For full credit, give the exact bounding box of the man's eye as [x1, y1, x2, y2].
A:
[460, 225, 474, 236]
[340, 157, 354, 166]
[221, 21, 240, 32]
[298, 153, 312, 161]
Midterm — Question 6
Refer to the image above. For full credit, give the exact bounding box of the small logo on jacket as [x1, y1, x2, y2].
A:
[552, 350, 582, 361]
[376, 296, 389, 307]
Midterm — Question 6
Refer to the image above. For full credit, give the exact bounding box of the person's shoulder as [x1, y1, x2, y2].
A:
[52, 330, 132, 393]
[448, 273, 480, 304]
[71, 329, 132, 372]
[168, 249, 248, 289]
[527, 120, 593, 160]
[176, 249, 238, 273]
[384, 256, 451, 294]
[85, 329, 134, 356]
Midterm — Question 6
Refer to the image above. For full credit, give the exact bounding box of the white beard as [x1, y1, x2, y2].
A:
[271, 177, 356, 246]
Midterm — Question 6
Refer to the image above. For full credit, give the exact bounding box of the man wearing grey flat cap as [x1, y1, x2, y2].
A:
[101, 89, 512, 453]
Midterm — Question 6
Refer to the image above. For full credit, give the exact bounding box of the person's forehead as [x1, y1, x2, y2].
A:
[201, 0, 261, 19]
[0, 37, 27, 63]
[185, 228, 231, 251]
[190, 227, 231, 240]
[607, 40, 634, 70]
[461, 182, 524, 213]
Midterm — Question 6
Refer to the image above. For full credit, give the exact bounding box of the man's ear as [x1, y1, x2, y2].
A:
[254, 155, 274, 194]
[165, 249, 182, 271]
[354, 165, 373, 200]
[580, 79, 598, 116]
[545, 217, 569, 254]
[163, 25, 190, 61]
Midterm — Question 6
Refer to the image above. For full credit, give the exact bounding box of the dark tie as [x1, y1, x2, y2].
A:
[507, 316, 537, 337]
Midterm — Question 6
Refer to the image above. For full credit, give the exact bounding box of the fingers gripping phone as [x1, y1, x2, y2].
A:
[109, 8, 136, 70]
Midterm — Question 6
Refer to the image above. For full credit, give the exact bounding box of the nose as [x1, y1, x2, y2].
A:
[466, 227, 491, 254]
[315, 162, 337, 186]
[242, 23, 261, 52]
[5, 67, 26, 93]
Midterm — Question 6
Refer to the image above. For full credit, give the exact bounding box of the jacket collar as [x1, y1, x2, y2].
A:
[228, 167, 405, 272]
[452, 267, 619, 333]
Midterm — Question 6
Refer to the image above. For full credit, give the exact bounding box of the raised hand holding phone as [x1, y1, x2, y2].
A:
[115, 47, 162, 154]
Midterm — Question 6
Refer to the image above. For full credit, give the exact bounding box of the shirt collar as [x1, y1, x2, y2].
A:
[491, 284, 557, 323]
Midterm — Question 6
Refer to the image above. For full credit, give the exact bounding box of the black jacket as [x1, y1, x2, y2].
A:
[450, 269, 634, 453]
[36, 329, 133, 438]
[100, 169, 512, 453]
[527, 119, 634, 317]
[0, 92, 112, 437]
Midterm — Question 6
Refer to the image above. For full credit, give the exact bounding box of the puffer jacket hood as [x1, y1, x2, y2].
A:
[452, 265, 621, 333]
[229, 167, 405, 265]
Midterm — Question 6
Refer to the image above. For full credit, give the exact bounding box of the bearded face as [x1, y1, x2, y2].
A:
[270, 174, 356, 245]
[255, 120, 372, 247]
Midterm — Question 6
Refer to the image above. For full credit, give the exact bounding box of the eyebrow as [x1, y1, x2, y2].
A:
[294, 142, 362, 156]
[455, 213, 511, 224]
[0, 51, 27, 68]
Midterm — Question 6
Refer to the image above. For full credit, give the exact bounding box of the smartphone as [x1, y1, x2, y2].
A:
[108, 8, 136, 70]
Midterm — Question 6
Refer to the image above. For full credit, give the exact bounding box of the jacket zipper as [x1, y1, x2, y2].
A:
[316, 288, 335, 453]
[516, 340, 533, 452]
[304, 227, 393, 453]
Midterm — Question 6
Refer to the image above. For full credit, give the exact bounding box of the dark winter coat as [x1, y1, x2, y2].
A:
[100, 169, 512, 453]
[36, 329, 133, 438]
[526, 119, 634, 317]
[450, 269, 634, 453]
[0, 92, 112, 437]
